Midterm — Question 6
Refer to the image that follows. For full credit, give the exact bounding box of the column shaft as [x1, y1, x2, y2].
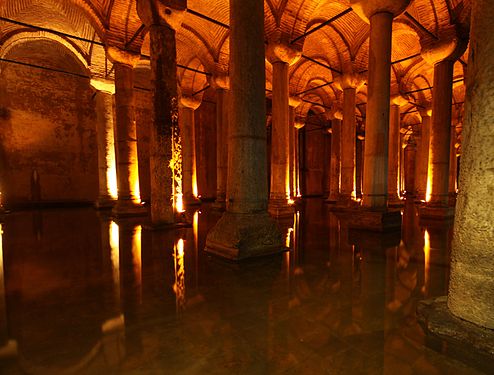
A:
[449, 125, 457, 200]
[328, 119, 341, 202]
[448, 0, 494, 329]
[340, 88, 356, 202]
[215, 88, 229, 207]
[148, 24, 179, 224]
[388, 104, 400, 202]
[94, 90, 117, 206]
[429, 59, 454, 206]
[417, 115, 431, 199]
[404, 140, 416, 196]
[180, 105, 199, 204]
[269, 61, 291, 215]
[113, 63, 142, 214]
[289, 106, 296, 199]
[362, 12, 393, 208]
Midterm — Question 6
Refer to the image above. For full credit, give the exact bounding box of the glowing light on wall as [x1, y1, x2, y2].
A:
[425, 158, 433, 202]
[423, 230, 430, 294]
[132, 225, 142, 301]
[109, 221, 120, 303]
[173, 238, 186, 311]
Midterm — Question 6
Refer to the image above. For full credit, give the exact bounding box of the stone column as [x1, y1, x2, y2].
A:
[266, 43, 300, 217]
[416, 107, 432, 200]
[206, 0, 282, 260]
[107, 48, 146, 217]
[404, 136, 416, 197]
[356, 135, 364, 199]
[137, 0, 187, 226]
[91, 79, 118, 209]
[448, 124, 458, 204]
[352, 0, 410, 209]
[420, 31, 465, 217]
[289, 97, 302, 201]
[448, 0, 494, 329]
[179, 96, 201, 206]
[388, 96, 407, 205]
[294, 119, 305, 198]
[326, 109, 343, 203]
[212, 76, 230, 209]
[340, 86, 357, 205]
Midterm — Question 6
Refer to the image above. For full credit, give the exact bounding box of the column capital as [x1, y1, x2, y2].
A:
[390, 94, 409, 107]
[294, 117, 305, 129]
[180, 95, 201, 110]
[210, 74, 230, 90]
[289, 96, 302, 108]
[137, 0, 187, 30]
[90, 78, 115, 94]
[266, 41, 302, 65]
[107, 47, 140, 67]
[335, 73, 366, 91]
[418, 103, 432, 119]
[350, 0, 410, 23]
[420, 26, 468, 65]
[327, 107, 343, 121]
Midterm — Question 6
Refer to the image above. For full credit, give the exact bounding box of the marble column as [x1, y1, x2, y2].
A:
[107, 49, 146, 217]
[416, 108, 431, 200]
[404, 136, 416, 197]
[289, 97, 302, 201]
[91, 80, 118, 209]
[205, 0, 282, 260]
[351, 0, 410, 209]
[326, 110, 342, 203]
[267, 43, 300, 217]
[212, 77, 230, 209]
[137, 0, 186, 225]
[179, 96, 201, 206]
[294, 120, 305, 198]
[388, 101, 402, 205]
[340, 86, 357, 204]
[448, 0, 494, 329]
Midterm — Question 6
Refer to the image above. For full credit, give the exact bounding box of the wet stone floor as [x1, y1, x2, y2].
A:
[0, 199, 486, 374]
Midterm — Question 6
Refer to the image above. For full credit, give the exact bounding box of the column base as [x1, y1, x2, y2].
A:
[417, 297, 494, 374]
[328, 198, 360, 211]
[448, 192, 457, 206]
[95, 197, 117, 210]
[112, 200, 148, 217]
[388, 197, 405, 208]
[268, 199, 294, 217]
[205, 211, 283, 261]
[212, 198, 226, 210]
[184, 195, 202, 206]
[419, 205, 455, 220]
[335, 207, 402, 232]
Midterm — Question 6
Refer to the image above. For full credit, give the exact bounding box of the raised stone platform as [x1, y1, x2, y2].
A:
[268, 199, 295, 218]
[417, 297, 494, 374]
[419, 205, 455, 220]
[206, 212, 283, 261]
[332, 206, 402, 231]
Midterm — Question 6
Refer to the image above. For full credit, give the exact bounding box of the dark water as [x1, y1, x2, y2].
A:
[0, 200, 483, 374]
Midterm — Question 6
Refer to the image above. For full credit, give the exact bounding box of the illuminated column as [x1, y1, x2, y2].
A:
[416, 107, 431, 200]
[448, 124, 458, 204]
[404, 136, 416, 197]
[448, 0, 494, 329]
[340, 85, 357, 204]
[137, 0, 187, 225]
[179, 96, 201, 206]
[212, 76, 230, 209]
[91, 80, 118, 208]
[107, 49, 145, 217]
[326, 109, 342, 203]
[289, 97, 301, 200]
[351, 0, 410, 208]
[206, 0, 282, 260]
[420, 32, 465, 215]
[294, 120, 305, 198]
[388, 96, 407, 205]
[266, 43, 301, 217]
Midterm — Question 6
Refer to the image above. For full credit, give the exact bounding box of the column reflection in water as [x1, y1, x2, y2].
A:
[173, 238, 186, 312]
[422, 223, 451, 298]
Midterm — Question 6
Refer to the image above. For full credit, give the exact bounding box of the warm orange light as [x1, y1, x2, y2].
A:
[171, 127, 184, 213]
[285, 227, 294, 248]
[423, 230, 430, 294]
[109, 221, 120, 304]
[173, 238, 186, 311]
[132, 225, 142, 300]
[288, 199, 295, 205]
[425, 158, 433, 202]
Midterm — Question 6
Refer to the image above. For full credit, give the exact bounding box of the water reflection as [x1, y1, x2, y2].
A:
[0, 203, 476, 374]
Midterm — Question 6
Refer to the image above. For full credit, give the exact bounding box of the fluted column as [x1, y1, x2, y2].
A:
[266, 43, 300, 217]
[351, 0, 410, 209]
[205, 0, 282, 260]
[448, 0, 494, 329]
[212, 76, 230, 209]
[137, 0, 187, 225]
[107, 49, 146, 217]
[179, 96, 201, 206]
[91, 80, 118, 208]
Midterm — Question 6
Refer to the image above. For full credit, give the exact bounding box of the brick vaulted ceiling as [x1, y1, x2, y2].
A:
[0, 0, 470, 130]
